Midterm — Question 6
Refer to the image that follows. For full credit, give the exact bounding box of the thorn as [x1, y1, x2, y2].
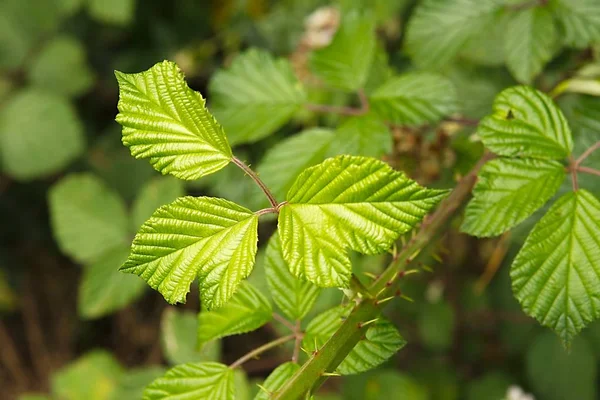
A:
[410, 248, 421, 260]
[403, 269, 420, 276]
[257, 384, 270, 394]
[400, 294, 414, 303]
[419, 262, 433, 273]
[375, 296, 395, 305]
[395, 289, 402, 297]
[322, 372, 341, 377]
[313, 337, 319, 352]
[300, 347, 310, 356]
[432, 253, 443, 263]
[400, 236, 406, 246]
[364, 272, 378, 280]
[439, 246, 450, 255]
[385, 280, 392, 287]
[358, 318, 379, 329]
[375, 287, 386, 298]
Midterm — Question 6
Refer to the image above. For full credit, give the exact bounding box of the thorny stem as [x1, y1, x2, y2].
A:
[292, 320, 303, 363]
[230, 334, 296, 369]
[232, 156, 279, 209]
[273, 152, 494, 400]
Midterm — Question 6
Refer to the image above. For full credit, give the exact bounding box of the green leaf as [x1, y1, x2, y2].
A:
[369, 72, 459, 126]
[161, 308, 221, 365]
[405, 0, 502, 69]
[466, 372, 512, 400]
[478, 86, 573, 159]
[303, 305, 406, 374]
[111, 367, 167, 400]
[27, 35, 94, 97]
[257, 128, 334, 200]
[88, 0, 136, 25]
[526, 332, 596, 400]
[115, 60, 232, 180]
[79, 246, 146, 319]
[143, 362, 234, 400]
[49, 173, 129, 264]
[417, 301, 455, 352]
[265, 233, 320, 321]
[131, 177, 185, 231]
[278, 155, 447, 287]
[550, 0, 600, 48]
[209, 48, 306, 145]
[254, 362, 300, 400]
[310, 10, 376, 91]
[343, 370, 427, 400]
[504, 7, 558, 84]
[0, 90, 84, 180]
[197, 281, 272, 346]
[52, 350, 124, 400]
[461, 158, 566, 237]
[511, 190, 600, 345]
[121, 196, 258, 308]
[328, 115, 392, 158]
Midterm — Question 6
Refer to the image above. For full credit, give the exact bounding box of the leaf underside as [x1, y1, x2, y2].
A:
[278, 155, 447, 288]
[511, 190, 600, 345]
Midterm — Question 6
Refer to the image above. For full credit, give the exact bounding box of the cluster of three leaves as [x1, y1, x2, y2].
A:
[461, 85, 600, 345]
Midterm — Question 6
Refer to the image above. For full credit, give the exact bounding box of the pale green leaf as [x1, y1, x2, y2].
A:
[253, 362, 300, 400]
[121, 196, 258, 308]
[526, 332, 596, 400]
[0, 90, 84, 180]
[257, 128, 334, 200]
[303, 305, 406, 374]
[131, 177, 185, 231]
[111, 367, 167, 400]
[328, 115, 392, 158]
[504, 7, 558, 84]
[197, 282, 272, 346]
[511, 190, 600, 345]
[458, 9, 507, 67]
[310, 10, 376, 91]
[49, 173, 129, 264]
[143, 362, 234, 400]
[78, 246, 146, 319]
[461, 158, 566, 237]
[52, 350, 124, 400]
[28, 35, 94, 97]
[278, 156, 447, 287]
[478, 86, 573, 159]
[115, 61, 232, 180]
[405, 0, 502, 69]
[209, 48, 306, 145]
[550, 0, 600, 48]
[369, 72, 459, 126]
[265, 233, 320, 321]
[161, 308, 221, 365]
[88, 0, 136, 25]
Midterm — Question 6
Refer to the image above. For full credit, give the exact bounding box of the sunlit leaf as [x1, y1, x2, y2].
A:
[254, 362, 300, 400]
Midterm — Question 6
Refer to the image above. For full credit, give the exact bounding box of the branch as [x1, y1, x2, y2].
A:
[575, 141, 600, 166]
[229, 334, 295, 369]
[273, 312, 296, 331]
[273, 153, 493, 400]
[232, 156, 279, 209]
[578, 166, 600, 177]
[292, 320, 302, 363]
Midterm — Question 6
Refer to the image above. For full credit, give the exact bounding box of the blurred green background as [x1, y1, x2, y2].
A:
[1, 0, 600, 399]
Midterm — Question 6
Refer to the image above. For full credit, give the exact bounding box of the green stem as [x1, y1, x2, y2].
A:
[273, 153, 493, 400]
[230, 334, 295, 369]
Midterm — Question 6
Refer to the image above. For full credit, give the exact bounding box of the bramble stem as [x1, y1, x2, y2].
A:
[575, 141, 600, 166]
[578, 166, 600, 177]
[273, 153, 494, 400]
[273, 313, 296, 331]
[292, 320, 302, 363]
[232, 156, 279, 209]
[569, 157, 580, 192]
[229, 334, 295, 369]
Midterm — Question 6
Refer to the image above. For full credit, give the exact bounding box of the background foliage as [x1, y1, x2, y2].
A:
[1, 0, 600, 399]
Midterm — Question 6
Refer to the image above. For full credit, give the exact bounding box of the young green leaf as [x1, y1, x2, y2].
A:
[257, 128, 334, 201]
[121, 196, 258, 309]
[550, 0, 600, 48]
[161, 308, 221, 365]
[49, 173, 129, 264]
[478, 86, 573, 159]
[197, 282, 272, 346]
[278, 156, 447, 287]
[254, 362, 300, 400]
[0, 90, 84, 180]
[369, 72, 459, 127]
[461, 158, 566, 237]
[115, 61, 232, 180]
[405, 0, 502, 69]
[78, 246, 146, 319]
[265, 233, 320, 321]
[303, 305, 406, 375]
[327, 115, 392, 158]
[310, 10, 376, 91]
[131, 177, 185, 231]
[209, 48, 306, 145]
[511, 190, 600, 345]
[143, 362, 234, 400]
